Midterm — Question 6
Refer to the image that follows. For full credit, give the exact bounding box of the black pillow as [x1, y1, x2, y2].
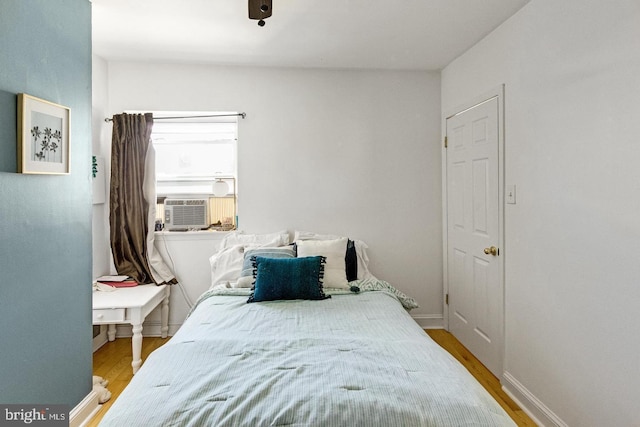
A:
[346, 239, 358, 281]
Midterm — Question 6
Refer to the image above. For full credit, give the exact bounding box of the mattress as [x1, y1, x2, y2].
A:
[99, 286, 515, 426]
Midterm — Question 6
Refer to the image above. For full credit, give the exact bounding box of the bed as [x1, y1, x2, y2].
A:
[99, 232, 515, 427]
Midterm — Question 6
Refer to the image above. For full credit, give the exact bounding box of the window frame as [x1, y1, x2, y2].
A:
[150, 112, 239, 230]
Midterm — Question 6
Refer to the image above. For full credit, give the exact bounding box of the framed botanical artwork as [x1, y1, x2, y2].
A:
[17, 93, 70, 174]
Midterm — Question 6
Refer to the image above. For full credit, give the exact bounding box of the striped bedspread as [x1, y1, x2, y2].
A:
[99, 290, 515, 426]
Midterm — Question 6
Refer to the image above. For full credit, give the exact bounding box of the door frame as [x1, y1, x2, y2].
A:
[441, 84, 506, 346]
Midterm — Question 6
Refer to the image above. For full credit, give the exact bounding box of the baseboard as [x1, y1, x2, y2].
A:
[411, 314, 443, 329]
[502, 371, 568, 427]
[69, 390, 100, 427]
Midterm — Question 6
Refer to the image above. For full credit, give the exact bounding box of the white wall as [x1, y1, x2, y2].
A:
[102, 62, 443, 326]
[91, 54, 111, 278]
[442, 1, 640, 426]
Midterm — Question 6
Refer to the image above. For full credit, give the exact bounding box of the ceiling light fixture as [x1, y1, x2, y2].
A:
[248, 0, 272, 27]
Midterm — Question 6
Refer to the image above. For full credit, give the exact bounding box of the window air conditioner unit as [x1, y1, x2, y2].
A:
[164, 199, 208, 231]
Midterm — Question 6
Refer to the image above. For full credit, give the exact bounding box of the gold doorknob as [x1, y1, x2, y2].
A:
[484, 246, 498, 256]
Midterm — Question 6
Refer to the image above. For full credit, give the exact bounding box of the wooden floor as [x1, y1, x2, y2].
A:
[425, 329, 537, 426]
[87, 336, 168, 427]
[88, 331, 536, 426]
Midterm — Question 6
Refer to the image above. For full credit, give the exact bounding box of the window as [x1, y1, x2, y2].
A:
[152, 112, 238, 230]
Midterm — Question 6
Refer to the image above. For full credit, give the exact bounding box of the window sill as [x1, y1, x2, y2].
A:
[154, 230, 231, 242]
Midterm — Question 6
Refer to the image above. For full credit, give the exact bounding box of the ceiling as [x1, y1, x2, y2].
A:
[92, 0, 530, 71]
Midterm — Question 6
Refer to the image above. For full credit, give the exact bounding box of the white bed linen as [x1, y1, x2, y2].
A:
[99, 290, 515, 427]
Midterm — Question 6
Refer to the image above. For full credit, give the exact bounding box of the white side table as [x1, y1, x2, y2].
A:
[92, 284, 170, 374]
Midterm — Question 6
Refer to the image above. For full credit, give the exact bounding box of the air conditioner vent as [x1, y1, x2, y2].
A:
[164, 199, 208, 230]
[165, 199, 207, 206]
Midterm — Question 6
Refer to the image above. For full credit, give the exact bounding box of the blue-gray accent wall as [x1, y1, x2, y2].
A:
[0, 0, 93, 407]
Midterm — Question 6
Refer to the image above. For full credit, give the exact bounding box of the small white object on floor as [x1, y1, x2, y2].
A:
[92, 375, 111, 404]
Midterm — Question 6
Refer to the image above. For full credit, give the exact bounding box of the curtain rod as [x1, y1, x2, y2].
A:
[104, 112, 246, 123]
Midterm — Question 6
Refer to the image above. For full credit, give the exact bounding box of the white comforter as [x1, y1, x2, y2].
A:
[99, 288, 515, 426]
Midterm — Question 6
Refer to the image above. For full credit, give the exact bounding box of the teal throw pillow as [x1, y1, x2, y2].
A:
[247, 256, 330, 303]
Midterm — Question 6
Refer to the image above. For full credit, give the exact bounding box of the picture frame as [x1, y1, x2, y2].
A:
[17, 93, 70, 174]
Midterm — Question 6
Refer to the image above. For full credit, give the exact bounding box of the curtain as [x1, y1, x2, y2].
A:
[109, 113, 176, 285]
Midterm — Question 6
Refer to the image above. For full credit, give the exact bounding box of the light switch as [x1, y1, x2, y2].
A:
[506, 185, 516, 204]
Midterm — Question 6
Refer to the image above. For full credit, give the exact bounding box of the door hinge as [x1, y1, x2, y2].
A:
[445, 293, 449, 305]
[444, 136, 448, 148]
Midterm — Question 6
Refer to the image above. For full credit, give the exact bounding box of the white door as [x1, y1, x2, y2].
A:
[445, 95, 503, 378]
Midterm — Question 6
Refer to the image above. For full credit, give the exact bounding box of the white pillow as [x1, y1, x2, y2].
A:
[220, 230, 290, 249]
[209, 245, 246, 289]
[235, 246, 296, 288]
[294, 230, 373, 280]
[296, 237, 349, 289]
[235, 275, 253, 288]
[210, 233, 291, 288]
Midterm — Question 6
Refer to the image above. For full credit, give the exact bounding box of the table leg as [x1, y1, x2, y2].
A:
[107, 324, 116, 341]
[131, 323, 143, 374]
[161, 287, 170, 339]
